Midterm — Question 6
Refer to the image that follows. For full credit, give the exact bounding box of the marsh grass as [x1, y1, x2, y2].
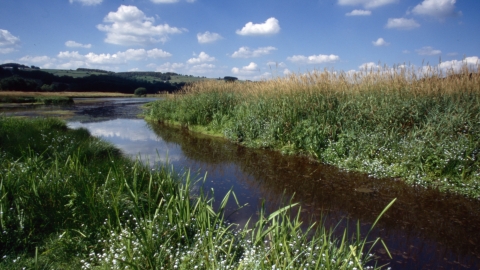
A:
[0, 117, 390, 269]
[147, 65, 480, 198]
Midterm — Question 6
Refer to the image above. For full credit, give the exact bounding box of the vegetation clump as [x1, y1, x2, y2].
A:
[147, 65, 480, 199]
[134, 87, 147, 96]
[0, 117, 390, 269]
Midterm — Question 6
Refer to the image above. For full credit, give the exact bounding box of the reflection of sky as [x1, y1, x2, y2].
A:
[67, 119, 183, 162]
[67, 118, 258, 227]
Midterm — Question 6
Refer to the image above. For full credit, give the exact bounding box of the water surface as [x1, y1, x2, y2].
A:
[4, 97, 480, 269]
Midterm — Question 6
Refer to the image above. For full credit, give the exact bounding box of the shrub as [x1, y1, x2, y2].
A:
[134, 87, 147, 96]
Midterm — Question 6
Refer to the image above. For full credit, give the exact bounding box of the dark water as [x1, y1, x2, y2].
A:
[4, 98, 480, 269]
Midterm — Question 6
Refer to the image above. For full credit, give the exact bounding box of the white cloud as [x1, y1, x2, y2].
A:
[69, 0, 103, 6]
[197, 31, 223, 44]
[58, 51, 85, 60]
[345, 9, 372, 16]
[189, 63, 216, 74]
[438, 56, 479, 73]
[415, 46, 441, 56]
[385, 18, 420, 30]
[287, 54, 339, 64]
[283, 69, 291, 75]
[147, 48, 172, 58]
[0, 48, 15, 54]
[412, 0, 461, 19]
[65, 40, 92, 48]
[57, 48, 171, 66]
[253, 72, 272, 81]
[0, 29, 20, 53]
[236, 17, 280, 36]
[372, 38, 389, 46]
[152, 62, 185, 72]
[338, 0, 397, 9]
[231, 62, 259, 75]
[187, 52, 215, 64]
[359, 62, 380, 70]
[19, 55, 56, 67]
[231, 46, 277, 58]
[97, 5, 185, 46]
[403, 50, 411, 54]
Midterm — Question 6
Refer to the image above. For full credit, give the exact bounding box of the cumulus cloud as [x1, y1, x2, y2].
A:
[359, 62, 380, 70]
[372, 38, 389, 46]
[412, 0, 461, 19]
[197, 31, 223, 44]
[69, 0, 103, 6]
[438, 56, 479, 73]
[19, 55, 56, 68]
[385, 18, 420, 30]
[0, 48, 15, 54]
[345, 9, 372, 16]
[287, 54, 339, 64]
[150, 62, 185, 72]
[57, 48, 171, 66]
[0, 29, 20, 53]
[231, 62, 259, 75]
[97, 5, 185, 46]
[415, 46, 441, 56]
[231, 46, 277, 58]
[189, 63, 216, 74]
[187, 52, 215, 64]
[236, 17, 280, 36]
[65, 40, 92, 48]
[338, 0, 397, 9]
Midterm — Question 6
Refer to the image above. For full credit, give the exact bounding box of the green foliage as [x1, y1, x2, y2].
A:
[146, 69, 480, 198]
[0, 76, 38, 91]
[0, 117, 387, 269]
[134, 87, 147, 96]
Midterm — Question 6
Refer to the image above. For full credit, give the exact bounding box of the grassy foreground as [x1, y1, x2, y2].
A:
[0, 117, 391, 269]
[146, 66, 480, 199]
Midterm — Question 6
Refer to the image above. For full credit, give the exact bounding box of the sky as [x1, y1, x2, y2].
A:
[0, 0, 479, 80]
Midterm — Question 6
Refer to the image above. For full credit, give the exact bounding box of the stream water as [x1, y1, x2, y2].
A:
[2, 97, 480, 269]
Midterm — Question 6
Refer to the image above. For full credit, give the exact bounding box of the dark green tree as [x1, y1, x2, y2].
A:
[134, 87, 147, 97]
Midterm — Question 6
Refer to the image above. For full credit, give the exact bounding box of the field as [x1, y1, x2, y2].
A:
[0, 117, 391, 269]
[41, 69, 109, 78]
[146, 65, 480, 199]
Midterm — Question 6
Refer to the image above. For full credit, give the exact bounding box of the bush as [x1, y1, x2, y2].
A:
[134, 87, 147, 96]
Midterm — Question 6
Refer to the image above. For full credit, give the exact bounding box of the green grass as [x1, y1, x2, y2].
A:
[41, 69, 108, 78]
[0, 96, 74, 105]
[146, 66, 480, 199]
[0, 116, 391, 269]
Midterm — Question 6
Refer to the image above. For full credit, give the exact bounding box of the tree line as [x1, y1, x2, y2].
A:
[0, 66, 184, 93]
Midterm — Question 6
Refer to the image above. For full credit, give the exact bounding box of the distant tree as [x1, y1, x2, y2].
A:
[224, 76, 238, 83]
[134, 87, 147, 97]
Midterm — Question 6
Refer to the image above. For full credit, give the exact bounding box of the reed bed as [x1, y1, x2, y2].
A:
[0, 117, 390, 269]
[147, 65, 480, 198]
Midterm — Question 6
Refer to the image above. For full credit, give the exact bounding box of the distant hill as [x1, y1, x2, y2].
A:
[0, 63, 216, 93]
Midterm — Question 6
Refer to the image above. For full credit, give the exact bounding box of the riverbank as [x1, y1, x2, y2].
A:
[0, 116, 389, 269]
[146, 67, 480, 199]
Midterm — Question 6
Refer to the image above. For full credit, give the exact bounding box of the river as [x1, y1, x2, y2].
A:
[3, 97, 480, 269]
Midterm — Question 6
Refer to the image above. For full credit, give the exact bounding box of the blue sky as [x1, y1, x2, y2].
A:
[0, 0, 478, 80]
